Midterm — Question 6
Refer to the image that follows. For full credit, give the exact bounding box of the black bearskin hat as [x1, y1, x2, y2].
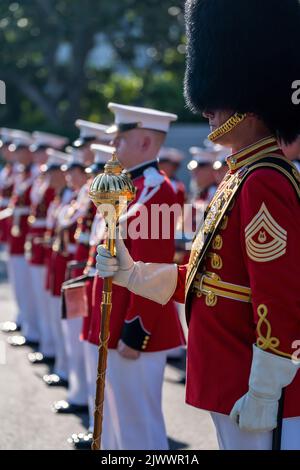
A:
[184, 0, 300, 143]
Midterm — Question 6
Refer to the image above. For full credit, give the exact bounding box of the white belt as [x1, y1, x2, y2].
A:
[14, 207, 30, 216]
[30, 218, 47, 228]
[68, 243, 77, 254]
[0, 198, 10, 208]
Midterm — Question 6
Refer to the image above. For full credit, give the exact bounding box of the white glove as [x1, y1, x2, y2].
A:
[230, 345, 300, 432]
[96, 234, 178, 305]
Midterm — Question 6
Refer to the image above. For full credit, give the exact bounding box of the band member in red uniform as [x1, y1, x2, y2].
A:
[91, 103, 185, 450]
[0, 129, 16, 246]
[67, 144, 112, 449]
[26, 133, 69, 365]
[0, 129, 19, 334]
[42, 149, 71, 386]
[5, 131, 42, 347]
[97, 1, 300, 450]
[43, 148, 87, 388]
[51, 122, 114, 410]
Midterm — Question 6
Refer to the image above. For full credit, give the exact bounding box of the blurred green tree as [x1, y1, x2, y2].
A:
[0, 0, 198, 135]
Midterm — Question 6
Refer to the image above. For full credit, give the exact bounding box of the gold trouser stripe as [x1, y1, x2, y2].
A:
[193, 275, 251, 303]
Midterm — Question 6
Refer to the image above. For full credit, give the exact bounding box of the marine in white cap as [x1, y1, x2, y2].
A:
[26, 144, 69, 367]
[0, 129, 21, 333]
[4, 131, 43, 347]
[89, 103, 185, 450]
[42, 147, 78, 388]
[50, 144, 113, 416]
[67, 144, 113, 449]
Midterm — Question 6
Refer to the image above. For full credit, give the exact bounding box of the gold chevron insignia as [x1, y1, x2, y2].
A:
[245, 203, 287, 262]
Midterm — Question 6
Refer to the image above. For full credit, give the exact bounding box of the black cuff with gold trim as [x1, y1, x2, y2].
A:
[121, 317, 151, 351]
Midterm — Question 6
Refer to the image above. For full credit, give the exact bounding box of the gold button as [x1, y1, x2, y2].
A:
[209, 253, 223, 270]
[205, 292, 218, 307]
[212, 235, 223, 250]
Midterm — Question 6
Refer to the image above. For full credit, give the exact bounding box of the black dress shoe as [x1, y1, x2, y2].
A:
[0, 321, 21, 333]
[7, 335, 39, 348]
[28, 352, 55, 365]
[68, 433, 93, 450]
[43, 374, 68, 387]
[51, 400, 89, 414]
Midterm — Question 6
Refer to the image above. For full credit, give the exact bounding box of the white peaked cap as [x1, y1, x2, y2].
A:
[44, 148, 69, 168]
[107, 103, 178, 134]
[68, 147, 85, 164]
[32, 131, 68, 150]
[90, 144, 115, 164]
[0, 128, 16, 144]
[9, 130, 34, 149]
[74, 120, 113, 145]
[203, 139, 226, 152]
[187, 146, 219, 171]
[158, 147, 184, 164]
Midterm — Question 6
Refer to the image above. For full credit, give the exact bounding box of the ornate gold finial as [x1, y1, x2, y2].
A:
[89, 152, 136, 215]
[88, 151, 136, 451]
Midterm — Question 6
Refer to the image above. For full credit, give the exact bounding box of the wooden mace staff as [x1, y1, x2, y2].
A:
[89, 152, 136, 451]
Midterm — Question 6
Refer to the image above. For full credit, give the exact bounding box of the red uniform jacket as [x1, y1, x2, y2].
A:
[8, 167, 35, 255]
[27, 184, 56, 265]
[0, 165, 14, 242]
[88, 161, 185, 352]
[173, 137, 300, 418]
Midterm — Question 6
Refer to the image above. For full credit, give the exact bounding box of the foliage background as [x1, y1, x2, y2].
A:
[0, 0, 202, 138]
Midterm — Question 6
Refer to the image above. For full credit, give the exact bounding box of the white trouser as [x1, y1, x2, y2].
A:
[6, 255, 22, 326]
[211, 412, 300, 450]
[29, 265, 55, 357]
[102, 349, 169, 451]
[9, 255, 39, 342]
[83, 341, 98, 431]
[62, 317, 87, 406]
[48, 295, 68, 380]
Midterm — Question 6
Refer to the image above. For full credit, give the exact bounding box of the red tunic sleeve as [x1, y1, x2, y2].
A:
[239, 167, 300, 359]
[172, 264, 187, 304]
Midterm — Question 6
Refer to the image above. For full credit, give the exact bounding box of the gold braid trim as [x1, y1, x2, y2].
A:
[208, 113, 247, 142]
[256, 304, 293, 359]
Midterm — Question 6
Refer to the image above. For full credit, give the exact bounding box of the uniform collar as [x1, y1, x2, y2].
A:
[126, 159, 158, 181]
[227, 136, 283, 172]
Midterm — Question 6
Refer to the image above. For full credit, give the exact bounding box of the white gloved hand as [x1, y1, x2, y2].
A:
[96, 233, 134, 286]
[230, 345, 300, 432]
[96, 233, 178, 305]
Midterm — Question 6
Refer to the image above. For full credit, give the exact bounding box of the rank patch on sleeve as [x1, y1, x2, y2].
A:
[245, 203, 287, 262]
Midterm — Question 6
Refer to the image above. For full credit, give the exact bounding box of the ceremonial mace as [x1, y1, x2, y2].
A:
[89, 152, 136, 450]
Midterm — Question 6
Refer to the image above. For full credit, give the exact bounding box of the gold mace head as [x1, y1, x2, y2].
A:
[89, 152, 136, 221]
